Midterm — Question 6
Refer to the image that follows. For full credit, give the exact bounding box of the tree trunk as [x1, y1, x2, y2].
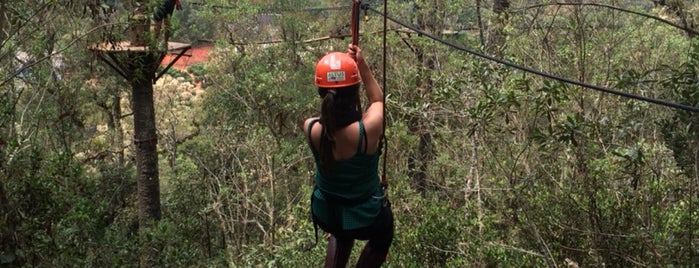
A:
[124, 0, 161, 267]
[493, 0, 510, 20]
[489, 0, 510, 55]
[124, 50, 162, 268]
[0, 0, 7, 42]
[691, 144, 698, 264]
[476, 0, 485, 48]
[407, 2, 438, 196]
[120, 2, 163, 266]
[129, 62, 161, 223]
[654, 0, 696, 37]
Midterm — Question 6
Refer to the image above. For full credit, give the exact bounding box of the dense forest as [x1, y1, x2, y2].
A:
[1, 0, 698, 266]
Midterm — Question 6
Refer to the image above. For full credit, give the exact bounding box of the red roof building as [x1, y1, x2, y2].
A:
[161, 41, 213, 71]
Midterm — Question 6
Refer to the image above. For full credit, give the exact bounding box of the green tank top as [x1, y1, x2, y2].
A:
[307, 119, 384, 230]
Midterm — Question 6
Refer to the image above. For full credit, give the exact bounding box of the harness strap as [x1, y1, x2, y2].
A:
[306, 118, 320, 155]
[358, 120, 368, 154]
[304, 119, 321, 251]
[305, 201, 320, 251]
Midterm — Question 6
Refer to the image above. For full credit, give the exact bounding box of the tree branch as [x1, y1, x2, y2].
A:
[0, 22, 124, 87]
[514, 2, 699, 37]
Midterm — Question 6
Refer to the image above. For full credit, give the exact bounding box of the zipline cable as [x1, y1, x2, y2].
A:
[362, 5, 699, 114]
[186, 1, 699, 113]
[351, 1, 360, 47]
[380, 0, 388, 190]
[351, 1, 363, 113]
[188, 2, 351, 12]
[353, 1, 388, 189]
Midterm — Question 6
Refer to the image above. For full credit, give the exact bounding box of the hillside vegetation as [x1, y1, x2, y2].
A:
[1, 0, 697, 266]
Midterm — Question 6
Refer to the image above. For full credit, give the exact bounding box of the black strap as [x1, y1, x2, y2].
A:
[358, 119, 369, 154]
[305, 192, 320, 251]
[319, 188, 375, 206]
[304, 119, 321, 251]
[306, 119, 320, 155]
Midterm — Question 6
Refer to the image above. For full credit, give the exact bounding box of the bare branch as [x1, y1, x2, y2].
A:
[0, 22, 125, 87]
[513, 2, 699, 37]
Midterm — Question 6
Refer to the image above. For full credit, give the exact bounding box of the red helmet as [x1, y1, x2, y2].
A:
[314, 52, 361, 88]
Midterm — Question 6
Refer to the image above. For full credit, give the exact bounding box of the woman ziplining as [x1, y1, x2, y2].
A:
[303, 2, 393, 267]
[304, 43, 393, 268]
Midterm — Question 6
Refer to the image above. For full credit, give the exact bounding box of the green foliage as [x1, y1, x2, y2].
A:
[401, 201, 461, 265]
[187, 63, 204, 76]
[3, 0, 699, 267]
[162, 66, 190, 82]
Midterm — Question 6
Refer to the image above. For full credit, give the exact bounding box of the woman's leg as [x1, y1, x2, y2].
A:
[355, 244, 386, 268]
[356, 201, 394, 267]
[324, 235, 354, 268]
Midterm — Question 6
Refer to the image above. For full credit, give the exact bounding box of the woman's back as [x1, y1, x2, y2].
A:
[307, 121, 380, 160]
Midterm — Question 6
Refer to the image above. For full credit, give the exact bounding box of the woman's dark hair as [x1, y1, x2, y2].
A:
[318, 83, 361, 171]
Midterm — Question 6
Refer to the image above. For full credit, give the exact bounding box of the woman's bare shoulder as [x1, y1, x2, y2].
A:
[303, 117, 321, 134]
